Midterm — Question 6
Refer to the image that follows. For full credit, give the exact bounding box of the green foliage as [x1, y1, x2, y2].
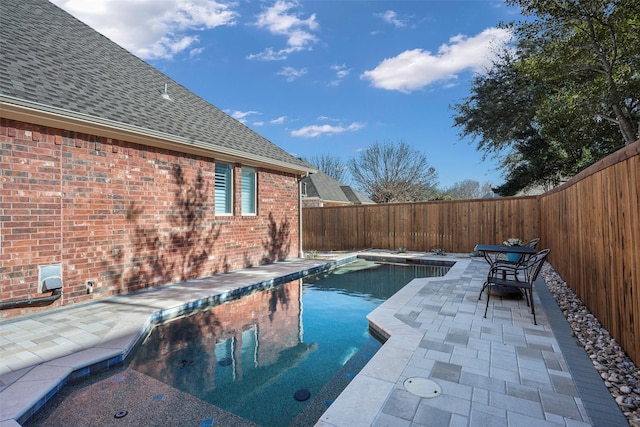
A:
[429, 194, 455, 201]
[512, 0, 639, 144]
[453, 0, 639, 195]
[305, 250, 319, 259]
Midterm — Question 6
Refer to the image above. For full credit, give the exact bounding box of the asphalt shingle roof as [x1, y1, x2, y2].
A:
[302, 171, 374, 204]
[0, 0, 311, 173]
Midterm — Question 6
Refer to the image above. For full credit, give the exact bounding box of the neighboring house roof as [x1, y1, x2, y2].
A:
[302, 171, 374, 205]
[0, 0, 314, 175]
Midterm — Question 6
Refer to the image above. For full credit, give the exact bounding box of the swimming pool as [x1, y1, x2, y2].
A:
[27, 258, 450, 426]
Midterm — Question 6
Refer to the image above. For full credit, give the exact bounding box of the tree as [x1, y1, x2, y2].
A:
[445, 179, 494, 199]
[453, 0, 639, 195]
[453, 50, 571, 194]
[510, 0, 640, 145]
[306, 153, 347, 183]
[348, 140, 439, 203]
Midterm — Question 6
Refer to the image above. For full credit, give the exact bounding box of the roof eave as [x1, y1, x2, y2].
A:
[1, 96, 315, 176]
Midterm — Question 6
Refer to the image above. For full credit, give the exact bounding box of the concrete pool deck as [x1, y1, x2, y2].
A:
[0, 253, 628, 426]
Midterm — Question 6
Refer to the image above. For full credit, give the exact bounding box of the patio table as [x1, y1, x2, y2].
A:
[474, 244, 536, 298]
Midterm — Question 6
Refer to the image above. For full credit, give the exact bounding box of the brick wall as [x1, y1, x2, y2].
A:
[0, 119, 301, 318]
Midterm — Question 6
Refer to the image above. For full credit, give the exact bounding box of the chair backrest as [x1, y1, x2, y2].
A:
[526, 238, 541, 249]
[523, 248, 550, 283]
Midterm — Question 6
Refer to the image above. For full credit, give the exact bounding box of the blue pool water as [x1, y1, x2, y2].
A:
[129, 259, 448, 426]
[28, 258, 449, 427]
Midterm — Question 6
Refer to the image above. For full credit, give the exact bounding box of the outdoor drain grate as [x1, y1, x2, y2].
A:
[404, 377, 442, 398]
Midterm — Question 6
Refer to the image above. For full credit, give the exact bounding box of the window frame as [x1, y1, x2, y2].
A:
[214, 162, 233, 215]
[241, 166, 257, 216]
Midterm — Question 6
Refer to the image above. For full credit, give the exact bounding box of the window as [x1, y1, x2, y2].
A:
[241, 166, 256, 215]
[215, 162, 232, 215]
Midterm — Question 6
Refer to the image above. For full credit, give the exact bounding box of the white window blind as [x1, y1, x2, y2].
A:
[215, 162, 232, 214]
[241, 167, 256, 215]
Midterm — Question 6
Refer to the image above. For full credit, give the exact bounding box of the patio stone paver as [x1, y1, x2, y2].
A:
[0, 254, 630, 426]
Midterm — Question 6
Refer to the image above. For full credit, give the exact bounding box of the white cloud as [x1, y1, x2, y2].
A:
[248, 1, 319, 60]
[361, 27, 512, 93]
[377, 10, 407, 28]
[291, 122, 364, 138]
[228, 110, 261, 123]
[328, 64, 350, 87]
[246, 47, 285, 61]
[277, 66, 308, 82]
[189, 47, 205, 57]
[332, 65, 350, 79]
[50, 0, 238, 60]
[270, 116, 287, 124]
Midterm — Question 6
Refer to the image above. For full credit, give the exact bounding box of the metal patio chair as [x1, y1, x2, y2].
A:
[478, 238, 541, 300]
[491, 238, 541, 280]
[483, 248, 550, 325]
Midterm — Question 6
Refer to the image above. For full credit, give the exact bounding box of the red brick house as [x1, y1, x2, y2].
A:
[0, 0, 314, 317]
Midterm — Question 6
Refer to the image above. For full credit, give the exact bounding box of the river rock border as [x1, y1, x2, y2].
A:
[541, 264, 640, 426]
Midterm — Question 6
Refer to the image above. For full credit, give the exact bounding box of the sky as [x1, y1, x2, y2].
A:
[49, 0, 522, 189]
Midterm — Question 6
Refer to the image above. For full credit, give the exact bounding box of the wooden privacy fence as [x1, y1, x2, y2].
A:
[540, 141, 639, 367]
[302, 140, 639, 365]
[302, 197, 540, 254]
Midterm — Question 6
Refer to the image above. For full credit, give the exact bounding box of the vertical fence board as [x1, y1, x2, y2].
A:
[625, 156, 640, 361]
